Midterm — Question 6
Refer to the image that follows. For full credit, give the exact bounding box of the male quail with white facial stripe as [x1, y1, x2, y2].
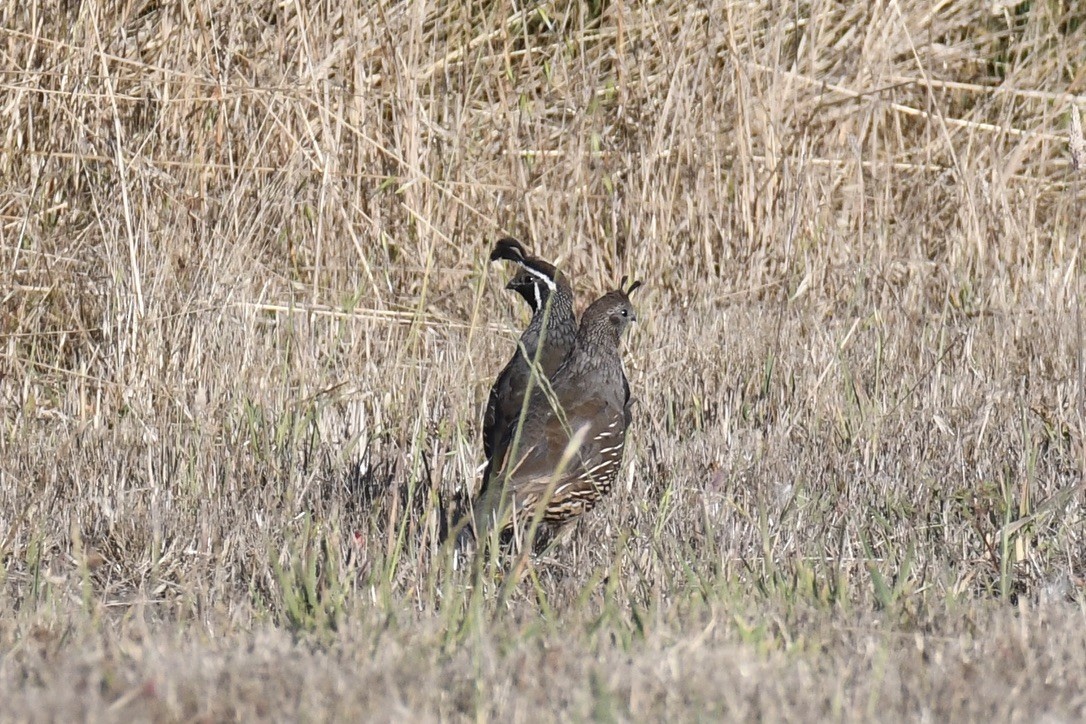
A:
[481, 238, 576, 467]
[470, 239, 578, 536]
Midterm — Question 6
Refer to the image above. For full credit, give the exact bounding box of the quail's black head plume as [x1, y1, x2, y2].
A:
[473, 278, 641, 539]
[491, 237, 559, 274]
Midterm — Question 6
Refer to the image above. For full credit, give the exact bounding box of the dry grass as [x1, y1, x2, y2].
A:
[2, 0, 1086, 720]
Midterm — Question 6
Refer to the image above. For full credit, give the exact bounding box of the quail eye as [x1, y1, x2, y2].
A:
[620, 309, 629, 317]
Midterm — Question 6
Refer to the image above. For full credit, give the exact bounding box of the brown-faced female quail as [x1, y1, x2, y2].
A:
[474, 278, 641, 540]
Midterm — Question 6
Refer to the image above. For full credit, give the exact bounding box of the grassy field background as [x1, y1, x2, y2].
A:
[2, 0, 1086, 719]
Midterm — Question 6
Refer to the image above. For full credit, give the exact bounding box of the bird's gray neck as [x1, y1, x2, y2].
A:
[571, 328, 622, 368]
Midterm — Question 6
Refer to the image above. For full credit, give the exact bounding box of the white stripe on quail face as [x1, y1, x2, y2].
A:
[518, 262, 558, 293]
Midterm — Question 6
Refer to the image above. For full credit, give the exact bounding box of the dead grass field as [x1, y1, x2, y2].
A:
[2, 0, 1086, 720]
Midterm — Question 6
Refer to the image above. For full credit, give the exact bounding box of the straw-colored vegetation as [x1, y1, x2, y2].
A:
[2, 0, 1085, 719]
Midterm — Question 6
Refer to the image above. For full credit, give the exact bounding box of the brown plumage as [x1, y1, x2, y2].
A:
[474, 278, 641, 538]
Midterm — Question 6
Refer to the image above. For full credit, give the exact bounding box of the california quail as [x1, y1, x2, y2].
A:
[479, 238, 577, 483]
[474, 278, 642, 539]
